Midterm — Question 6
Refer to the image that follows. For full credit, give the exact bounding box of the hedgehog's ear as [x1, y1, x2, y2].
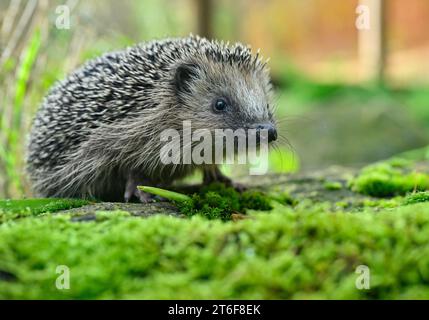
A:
[174, 63, 199, 94]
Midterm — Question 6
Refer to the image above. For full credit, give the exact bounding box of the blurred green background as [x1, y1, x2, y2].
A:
[1, 0, 429, 198]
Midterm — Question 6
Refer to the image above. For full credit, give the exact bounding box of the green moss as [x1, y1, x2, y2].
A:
[324, 181, 342, 191]
[1, 203, 429, 299]
[269, 191, 298, 206]
[404, 192, 429, 205]
[95, 210, 131, 221]
[177, 183, 272, 220]
[334, 201, 349, 209]
[350, 162, 429, 198]
[0, 198, 90, 223]
[240, 190, 273, 211]
[358, 197, 403, 209]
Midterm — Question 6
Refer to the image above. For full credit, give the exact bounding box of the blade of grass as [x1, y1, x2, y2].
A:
[137, 186, 191, 202]
[13, 29, 41, 129]
[2, 29, 41, 196]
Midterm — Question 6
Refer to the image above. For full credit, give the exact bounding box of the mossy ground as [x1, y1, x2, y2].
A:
[0, 198, 90, 223]
[1, 158, 429, 299]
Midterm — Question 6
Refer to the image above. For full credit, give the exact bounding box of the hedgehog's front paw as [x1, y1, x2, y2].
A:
[229, 181, 247, 192]
[203, 165, 247, 192]
[220, 178, 247, 192]
[124, 174, 154, 203]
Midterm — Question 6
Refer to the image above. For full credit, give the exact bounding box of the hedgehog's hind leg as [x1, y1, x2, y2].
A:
[124, 172, 156, 203]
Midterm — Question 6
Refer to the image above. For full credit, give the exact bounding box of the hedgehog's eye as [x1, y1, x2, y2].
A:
[213, 98, 228, 113]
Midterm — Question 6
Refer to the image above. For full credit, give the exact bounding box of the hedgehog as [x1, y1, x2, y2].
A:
[26, 35, 278, 202]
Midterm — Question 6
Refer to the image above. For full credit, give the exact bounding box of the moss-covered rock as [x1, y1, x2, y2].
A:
[1, 159, 429, 299]
[1, 203, 429, 299]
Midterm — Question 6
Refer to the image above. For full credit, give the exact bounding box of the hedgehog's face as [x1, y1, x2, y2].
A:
[173, 59, 277, 143]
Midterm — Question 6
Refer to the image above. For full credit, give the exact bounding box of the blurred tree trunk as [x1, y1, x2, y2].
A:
[194, 0, 213, 39]
[358, 0, 387, 84]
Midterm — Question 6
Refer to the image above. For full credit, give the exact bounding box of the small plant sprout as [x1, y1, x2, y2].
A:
[137, 186, 191, 203]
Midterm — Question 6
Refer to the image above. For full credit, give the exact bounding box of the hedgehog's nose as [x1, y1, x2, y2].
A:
[257, 124, 277, 142]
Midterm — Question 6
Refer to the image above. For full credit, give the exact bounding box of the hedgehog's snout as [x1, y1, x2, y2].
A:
[255, 123, 277, 143]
